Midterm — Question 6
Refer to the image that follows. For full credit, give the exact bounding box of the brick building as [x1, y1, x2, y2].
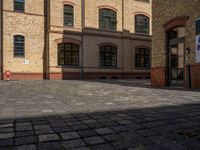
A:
[152, 0, 200, 89]
[0, 0, 151, 80]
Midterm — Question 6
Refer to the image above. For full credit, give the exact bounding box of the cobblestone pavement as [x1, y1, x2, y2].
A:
[0, 80, 200, 150]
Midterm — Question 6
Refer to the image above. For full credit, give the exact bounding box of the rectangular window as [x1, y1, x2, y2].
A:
[14, 35, 25, 57]
[64, 5, 74, 27]
[58, 43, 79, 66]
[14, 0, 25, 12]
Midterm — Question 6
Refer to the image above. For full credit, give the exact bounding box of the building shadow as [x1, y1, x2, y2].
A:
[0, 103, 200, 149]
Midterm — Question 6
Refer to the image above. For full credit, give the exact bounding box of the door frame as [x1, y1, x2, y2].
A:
[168, 37, 185, 86]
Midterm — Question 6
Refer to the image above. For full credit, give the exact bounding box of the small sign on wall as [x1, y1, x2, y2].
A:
[22, 59, 30, 65]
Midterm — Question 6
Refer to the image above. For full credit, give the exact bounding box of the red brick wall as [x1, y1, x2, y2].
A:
[190, 64, 200, 89]
[3, 72, 44, 80]
[151, 67, 166, 87]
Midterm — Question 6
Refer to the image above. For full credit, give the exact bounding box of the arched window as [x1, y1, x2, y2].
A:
[99, 9, 117, 30]
[64, 5, 74, 27]
[135, 15, 149, 34]
[99, 45, 117, 67]
[58, 43, 79, 66]
[14, 35, 25, 57]
[14, 0, 25, 12]
[135, 48, 150, 68]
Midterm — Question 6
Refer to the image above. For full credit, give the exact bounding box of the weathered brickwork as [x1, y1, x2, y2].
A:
[152, 0, 200, 88]
[0, 0, 152, 80]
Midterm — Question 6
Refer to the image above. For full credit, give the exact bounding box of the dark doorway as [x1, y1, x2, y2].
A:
[167, 27, 185, 86]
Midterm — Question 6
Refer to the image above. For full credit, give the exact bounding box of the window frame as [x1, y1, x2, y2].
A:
[58, 43, 79, 67]
[135, 14, 150, 34]
[135, 48, 150, 68]
[14, 0, 25, 13]
[99, 8, 117, 31]
[14, 35, 25, 57]
[99, 45, 117, 68]
[63, 4, 74, 27]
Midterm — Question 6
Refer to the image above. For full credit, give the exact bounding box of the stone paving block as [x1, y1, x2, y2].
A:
[60, 131, 80, 140]
[53, 126, 71, 133]
[39, 141, 63, 150]
[49, 120, 66, 127]
[103, 134, 123, 142]
[14, 136, 37, 145]
[0, 138, 13, 147]
[87, 123, 104, 129]
[83, 136, 105, 145]
[39, 134, 60, 142]
[71, 124, 89, 131]
[13, 144, 37, 150]
[66, 121, 83, 126]
[0, 123, 13, 128]
[91, 143, 116, 150]
[94, 127, 114, 135]
[15, 131, 35, 138]
[61, 139, 86, 149]
[70, 147, 90, 150]
[78, 129, 97, 138]
[111, 126, 128, 132]
[15, 125, 33, 132]
[0, 133, 14, 139]
[15, 122, 32, 127]
[0, 127, 14, 133]
[82, 119, 97, 124]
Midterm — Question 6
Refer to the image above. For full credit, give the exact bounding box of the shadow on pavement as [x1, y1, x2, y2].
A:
[0, 103, 200, 150]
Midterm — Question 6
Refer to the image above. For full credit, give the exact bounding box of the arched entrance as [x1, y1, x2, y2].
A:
[167, 27, 185, 86]
[164, 16, 189, 86]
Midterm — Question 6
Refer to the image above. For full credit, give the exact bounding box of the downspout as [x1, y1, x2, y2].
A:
[44, 0, 50, 79]
[122, 0, 125, 78]
[80, 0, 85, 80]
[0, 0, 3, 80]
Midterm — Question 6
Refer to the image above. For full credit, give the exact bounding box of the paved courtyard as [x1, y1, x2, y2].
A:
[0, 80, 200, 150]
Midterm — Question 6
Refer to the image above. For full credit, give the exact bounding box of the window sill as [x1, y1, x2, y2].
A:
[56, 65, 80, 68]
[135, 67, 150, 70]
[99, 66, 119, 69]
[134, 32, 150, 36]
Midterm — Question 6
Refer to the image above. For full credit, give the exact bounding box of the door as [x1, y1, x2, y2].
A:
[168, 38, 185, 86]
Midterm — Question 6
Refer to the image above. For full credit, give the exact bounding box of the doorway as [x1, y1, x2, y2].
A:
[167, 27, 185, 86]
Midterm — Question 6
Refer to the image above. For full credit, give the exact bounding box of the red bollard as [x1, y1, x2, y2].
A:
[5, 70, 11, 81]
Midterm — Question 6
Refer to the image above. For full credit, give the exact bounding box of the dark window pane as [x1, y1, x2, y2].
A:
[64, 5, 74, 26]
[14, 35, 24, 57]
[99, 9, 116, 30]
[99, 45, 117, 67]
[196, 19, 200, 35]
[135, 15, 149, 34]
[135, 48, 150, 68]
[58, 43, 79, 66]
[14, 0, 24, 12]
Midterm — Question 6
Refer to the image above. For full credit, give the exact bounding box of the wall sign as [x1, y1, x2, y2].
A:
[22, 59, 30, 65]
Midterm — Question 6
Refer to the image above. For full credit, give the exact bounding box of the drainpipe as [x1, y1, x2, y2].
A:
[80, 0, 85, 80]
[0, 0, 3, 80]
[44, 0, 50, 79]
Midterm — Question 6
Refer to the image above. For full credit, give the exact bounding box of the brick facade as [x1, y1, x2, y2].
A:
[0, 0, 152, 80]
[152, 0, 200, 89]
